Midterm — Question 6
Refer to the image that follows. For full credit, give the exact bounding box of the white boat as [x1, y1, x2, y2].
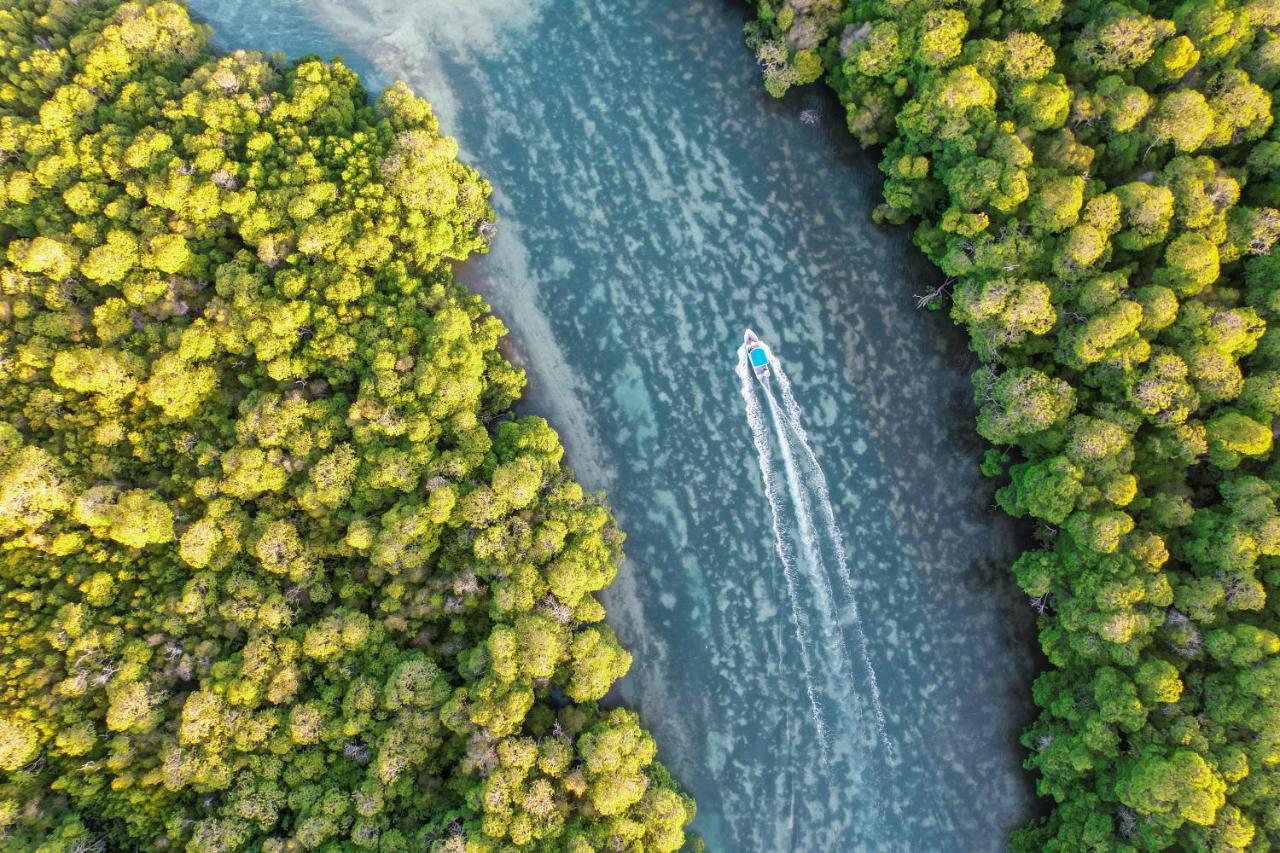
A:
[744, 329, 770, 380]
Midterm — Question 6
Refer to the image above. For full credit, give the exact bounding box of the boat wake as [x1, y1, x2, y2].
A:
[737, 330, 894, 758]
[736, 345, 829, 751]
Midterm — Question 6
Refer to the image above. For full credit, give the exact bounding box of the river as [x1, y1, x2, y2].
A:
[188, 0, 1044, 848]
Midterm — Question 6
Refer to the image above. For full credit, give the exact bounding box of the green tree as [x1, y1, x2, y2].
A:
[746, 0, 1280, 845]
[0, 2, 692, 849]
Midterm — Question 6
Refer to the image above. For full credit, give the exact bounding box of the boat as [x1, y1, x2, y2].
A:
[744, 329, 770, 380]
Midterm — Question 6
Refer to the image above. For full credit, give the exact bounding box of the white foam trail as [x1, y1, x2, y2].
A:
[763, 381, 856, 686]
[770, 351, 895, 758]
[737, 346, 829, 751]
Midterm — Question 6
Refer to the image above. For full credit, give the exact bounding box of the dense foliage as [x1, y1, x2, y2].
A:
[0, 2, 694, 850]
[749, 0, 1280, 848]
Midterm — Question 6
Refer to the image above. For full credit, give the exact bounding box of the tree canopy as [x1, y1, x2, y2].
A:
[750, 0, 1280, 848]
[0, 1, 693, 850]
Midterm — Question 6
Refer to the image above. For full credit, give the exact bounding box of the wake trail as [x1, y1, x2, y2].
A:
[771, 358, 895, 758]
[763, 382, 858, 691]
[737, 346, 829, 752]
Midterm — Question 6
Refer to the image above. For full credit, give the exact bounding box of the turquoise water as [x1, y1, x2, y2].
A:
[189, 1, 1043, 848]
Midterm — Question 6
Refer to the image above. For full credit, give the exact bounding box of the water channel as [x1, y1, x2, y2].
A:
[190, 1, 1044, 847]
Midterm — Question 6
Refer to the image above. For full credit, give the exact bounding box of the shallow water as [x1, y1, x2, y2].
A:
[189, 0, 1044, 848]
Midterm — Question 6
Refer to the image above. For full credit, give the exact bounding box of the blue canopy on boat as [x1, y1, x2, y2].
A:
[749, 348, 768, 368]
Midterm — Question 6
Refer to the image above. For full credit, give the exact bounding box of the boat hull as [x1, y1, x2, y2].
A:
[744, 328, 770, 380]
